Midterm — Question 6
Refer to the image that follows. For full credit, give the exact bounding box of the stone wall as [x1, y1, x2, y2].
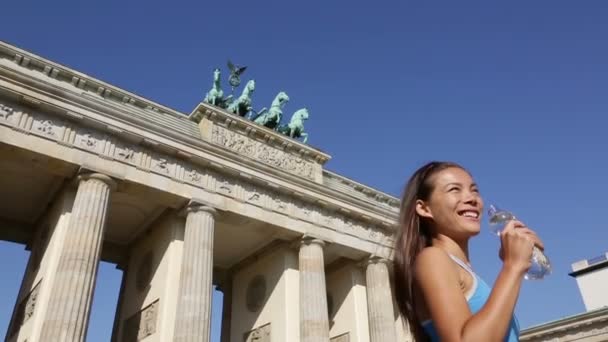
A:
[326, 264, 370, 342]
[231, 245, 299, 342]
[113, 214, 183, 341]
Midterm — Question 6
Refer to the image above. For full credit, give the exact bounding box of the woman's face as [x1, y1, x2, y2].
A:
[417, 167, 484, 239]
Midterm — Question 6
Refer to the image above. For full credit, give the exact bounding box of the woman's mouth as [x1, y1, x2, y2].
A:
[457, 209, 480, 221]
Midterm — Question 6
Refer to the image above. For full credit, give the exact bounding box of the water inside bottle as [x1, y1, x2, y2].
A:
[488, 205, 551, 280]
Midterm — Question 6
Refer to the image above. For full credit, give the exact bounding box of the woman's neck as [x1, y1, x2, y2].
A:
[431, 234, 470, 264]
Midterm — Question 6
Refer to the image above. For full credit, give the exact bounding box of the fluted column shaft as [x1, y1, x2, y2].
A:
[299, 236, 330, 342]
[40, 173, 115, 342]
[366, 256, 397, 342]
[173, 202, 216, 342]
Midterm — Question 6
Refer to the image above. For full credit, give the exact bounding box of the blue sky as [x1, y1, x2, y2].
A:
[1, 1, 608, 341]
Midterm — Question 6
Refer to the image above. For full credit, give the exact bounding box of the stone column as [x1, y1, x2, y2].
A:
[173, 201, 216, 342]
[299, 235, 330, 342]
[40, 173, 115, 341]
[366, 256, 398, 342]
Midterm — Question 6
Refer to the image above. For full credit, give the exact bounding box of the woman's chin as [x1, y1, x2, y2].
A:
[463, 223, 481, 236]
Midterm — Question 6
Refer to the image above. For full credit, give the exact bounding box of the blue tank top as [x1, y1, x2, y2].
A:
[421, 254, 520, 341]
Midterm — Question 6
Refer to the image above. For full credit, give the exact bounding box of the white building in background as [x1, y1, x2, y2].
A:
[570, 252, 608, 312]
[520, 252, 608, 342]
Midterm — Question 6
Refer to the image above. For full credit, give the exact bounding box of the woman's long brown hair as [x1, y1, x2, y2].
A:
[393, 161, 465, 341]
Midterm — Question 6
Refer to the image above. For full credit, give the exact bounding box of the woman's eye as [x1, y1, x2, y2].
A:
[449, 187, 459, 192]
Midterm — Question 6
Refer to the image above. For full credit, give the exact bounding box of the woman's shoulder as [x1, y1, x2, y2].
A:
[415, 246, 451, 265]
[414, 247, 460, 281]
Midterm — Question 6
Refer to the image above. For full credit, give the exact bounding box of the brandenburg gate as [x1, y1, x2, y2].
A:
[0, 41, 411, 342]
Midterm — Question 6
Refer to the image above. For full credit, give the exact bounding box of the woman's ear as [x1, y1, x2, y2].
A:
[415, 199, 433, 219]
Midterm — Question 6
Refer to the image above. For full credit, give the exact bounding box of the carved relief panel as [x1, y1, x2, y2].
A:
[211, 125, 315, 180]
[122, 300, 158, 341]
[243, 323, 271, 342]
[330, 332, 350, 342]
[7, 280, 41, 339]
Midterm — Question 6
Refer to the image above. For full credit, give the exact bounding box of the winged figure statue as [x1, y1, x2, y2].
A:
[227, 60, 247, 92]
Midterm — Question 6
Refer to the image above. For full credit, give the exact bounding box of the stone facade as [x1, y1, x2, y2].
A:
[520, 307, 608, 342]
[0, 41, 411, 342]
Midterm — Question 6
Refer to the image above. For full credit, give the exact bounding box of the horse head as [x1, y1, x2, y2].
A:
[243, 80, 255, 95]
[272, 91, 290, 108]
[291, 108, 309, 123]
[213, 68, 221, 83]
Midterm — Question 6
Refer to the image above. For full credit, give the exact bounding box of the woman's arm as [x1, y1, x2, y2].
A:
[414, 222, 533, 342]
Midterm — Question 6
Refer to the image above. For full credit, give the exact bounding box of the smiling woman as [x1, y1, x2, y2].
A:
[392, 161, 545, 342]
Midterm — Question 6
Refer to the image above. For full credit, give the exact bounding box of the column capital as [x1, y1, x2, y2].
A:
[366, 255, 392, 266]
[300, 234, 326, 248]
[183, 199, 217, 217]
[355, 255, 393, 270]
[77, 172, 117, 191]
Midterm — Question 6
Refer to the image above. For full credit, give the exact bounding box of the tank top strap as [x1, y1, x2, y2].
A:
[447, 253, 476, 277]
[446, 253, 479, 301]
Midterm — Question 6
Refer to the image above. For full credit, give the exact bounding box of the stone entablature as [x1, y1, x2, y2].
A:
[520, 307, 608, 342]
[322, 170, 399, 211]
[0, 99, 394, 256]
[192, 105, 399, 212]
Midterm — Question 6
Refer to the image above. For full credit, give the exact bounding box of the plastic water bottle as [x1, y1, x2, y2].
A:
[488, 205, 552, 280]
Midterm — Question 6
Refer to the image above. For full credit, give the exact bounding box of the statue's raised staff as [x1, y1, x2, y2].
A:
[203, 68, 232, 108]
[278, 108, 309, 143]
[227, 79, 255, 117]
[252, 92, 289, 130]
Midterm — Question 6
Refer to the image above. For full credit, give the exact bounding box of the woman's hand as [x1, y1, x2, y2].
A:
[499, 221, 544, 260]
[498, 220, 535, 274]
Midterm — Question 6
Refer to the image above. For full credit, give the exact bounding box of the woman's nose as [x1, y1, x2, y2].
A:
[463, 190, 478, 204]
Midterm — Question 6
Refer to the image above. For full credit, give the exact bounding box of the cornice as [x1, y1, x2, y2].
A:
[0, 40, 187, 121]
[322, 170, 400, 209]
